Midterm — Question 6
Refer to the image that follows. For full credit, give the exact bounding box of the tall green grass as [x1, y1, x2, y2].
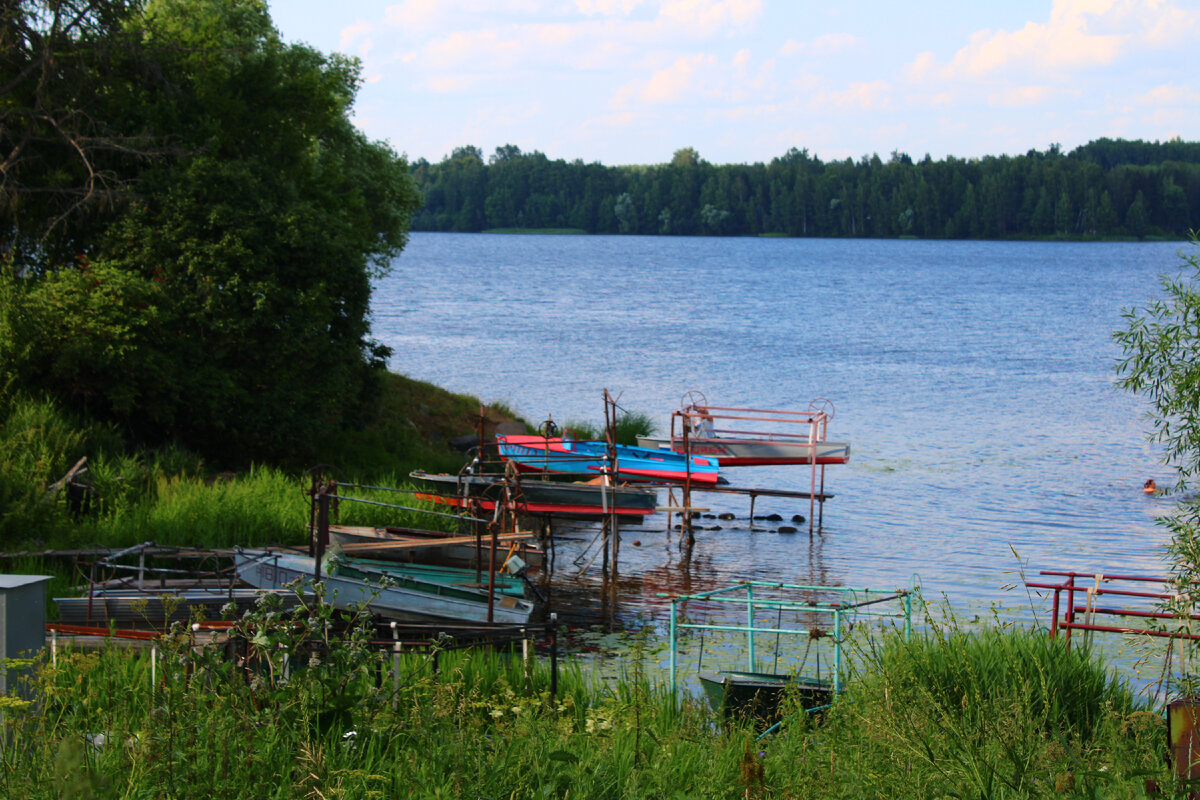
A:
[0, 376, 487, 552]
[0, 618, 1170, 799]
[792, 626, 1163, 798]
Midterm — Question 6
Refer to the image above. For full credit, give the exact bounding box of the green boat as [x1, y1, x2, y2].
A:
[698, 670, 831, 722]
[340, 555, 527, 598]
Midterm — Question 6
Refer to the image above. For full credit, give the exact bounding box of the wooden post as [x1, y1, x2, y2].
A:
[314, 487, 330, 584]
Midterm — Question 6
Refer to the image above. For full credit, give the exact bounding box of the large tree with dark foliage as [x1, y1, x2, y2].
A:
[0, 0, 421, 464]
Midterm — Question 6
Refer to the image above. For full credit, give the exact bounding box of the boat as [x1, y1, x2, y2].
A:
[636, 392, 850, 467]
[411, 470, 659, 517]
[496, 434, 720, 484]
[327, 523, 545, 569]
[663, 580, 913, 727]
[698, 670, 832, 721]
[636, 434, 850, 466]
[54, 587, 301, 627]
[233, 548, 536, 625]
[341, 555, 527, 597]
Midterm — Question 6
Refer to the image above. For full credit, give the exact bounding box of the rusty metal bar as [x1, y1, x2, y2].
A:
[1067, 605, 1200, 622]
[1039, 570, 1168, 581]
[1059, 620, 1200, 640]
[1024, 581, 1179, 602]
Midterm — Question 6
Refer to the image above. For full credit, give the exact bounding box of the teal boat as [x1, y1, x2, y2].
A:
[341, 555, 527, 598]
[235, 549, 536, 625]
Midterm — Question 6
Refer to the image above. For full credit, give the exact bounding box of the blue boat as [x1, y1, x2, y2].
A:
[496, 434, 721, 484]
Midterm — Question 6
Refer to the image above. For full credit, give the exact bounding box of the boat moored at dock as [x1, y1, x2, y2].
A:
[234, 548, 536, 625]
[496, 434, 720, 484]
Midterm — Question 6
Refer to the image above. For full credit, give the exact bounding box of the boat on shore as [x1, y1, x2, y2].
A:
[234, 548, 536, 625]
[55, 587, 301, 627]
[326, 523, 545, 569]
[496, 434, 720, 484]
[411, 470, 659, 517]
[698, 670, 832, 721]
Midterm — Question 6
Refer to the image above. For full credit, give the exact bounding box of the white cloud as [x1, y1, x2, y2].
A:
[906, 0, 1200, 82]
[384, 0, 443, 29]
[905, 51, 936, 83]
[825, 80, 891, 110]
[989, 86, 1056, 108]
[781, 32, 858, 57]
[427, 74, 480, 93]
[1137, 84, 1200, 105]
[659, 0, 762, 36]
[339, 21, 375, 56]
[575, 0, 642, 14]
[424, 29, 525, 69]
[640, 54, 712, 103]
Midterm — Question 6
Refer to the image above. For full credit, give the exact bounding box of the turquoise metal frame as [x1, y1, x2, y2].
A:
[661, 580, 913, 705]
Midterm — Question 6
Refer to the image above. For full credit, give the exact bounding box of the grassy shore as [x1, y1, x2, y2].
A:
[1, 598, 1168, 799]
[0, 375, 1178, 797]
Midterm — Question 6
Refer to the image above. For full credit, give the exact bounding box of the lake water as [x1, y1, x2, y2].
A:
[372, 233, 1187, 633]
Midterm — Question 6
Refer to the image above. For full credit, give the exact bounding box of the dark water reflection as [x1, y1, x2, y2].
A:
[376, 233, 1185, 634]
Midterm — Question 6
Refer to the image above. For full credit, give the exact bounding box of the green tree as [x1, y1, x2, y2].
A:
[1, 0, 154, 267]
[1116, 234, 1200, 660]
[1116, 234, 1200, 483]
[613, 192, 636, 234]
[2, 0, 421, 463]
[1126, 190, 1150, 239]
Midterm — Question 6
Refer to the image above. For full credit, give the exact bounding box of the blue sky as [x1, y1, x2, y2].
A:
[268, 0, 1200, 166]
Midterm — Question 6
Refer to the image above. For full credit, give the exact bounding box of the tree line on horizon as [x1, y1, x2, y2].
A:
[410, 138, 1200, 240]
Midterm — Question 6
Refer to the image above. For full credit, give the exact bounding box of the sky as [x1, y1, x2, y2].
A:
[267, 0, 1200, 166]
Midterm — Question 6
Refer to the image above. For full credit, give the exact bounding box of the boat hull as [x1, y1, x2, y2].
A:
[54, 588, 300, 627]
[327, 524, 545, 569]
[497, 435, 720, 484]
[234, 549, 535, 625]
[636, 436, 850, 466]
[411, 471, 658, 517]
[698, 670, 832, 722]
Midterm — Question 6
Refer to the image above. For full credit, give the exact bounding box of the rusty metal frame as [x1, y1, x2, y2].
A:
[1025, 570, 1200, 645]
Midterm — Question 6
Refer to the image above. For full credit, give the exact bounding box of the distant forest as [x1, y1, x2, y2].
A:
[410, 138, 1200, 239]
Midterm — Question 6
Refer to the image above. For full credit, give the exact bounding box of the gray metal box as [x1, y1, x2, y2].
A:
[0, 575, 51, 694]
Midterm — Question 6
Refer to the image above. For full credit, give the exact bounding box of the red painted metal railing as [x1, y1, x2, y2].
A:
[1024, 570, 1200, 645]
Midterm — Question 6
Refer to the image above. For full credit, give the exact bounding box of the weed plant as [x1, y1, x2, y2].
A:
[562, 410, 656, 446]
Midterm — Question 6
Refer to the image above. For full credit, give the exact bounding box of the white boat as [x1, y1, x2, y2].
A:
[233, 548, 535, 625]
[639, 392, 850, 467]
[636, 434, 850, 466]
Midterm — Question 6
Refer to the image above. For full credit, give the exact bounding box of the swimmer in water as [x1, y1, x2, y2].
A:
[1144, 479, 1157, 494]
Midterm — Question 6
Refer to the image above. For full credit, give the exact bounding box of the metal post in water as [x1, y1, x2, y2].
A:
[833, 606, 842, 696]
[747, 583, 756, 671]
[668, 599, 678, 694]
[391, 621, 401, 709]
[549, 613, 558, 699]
